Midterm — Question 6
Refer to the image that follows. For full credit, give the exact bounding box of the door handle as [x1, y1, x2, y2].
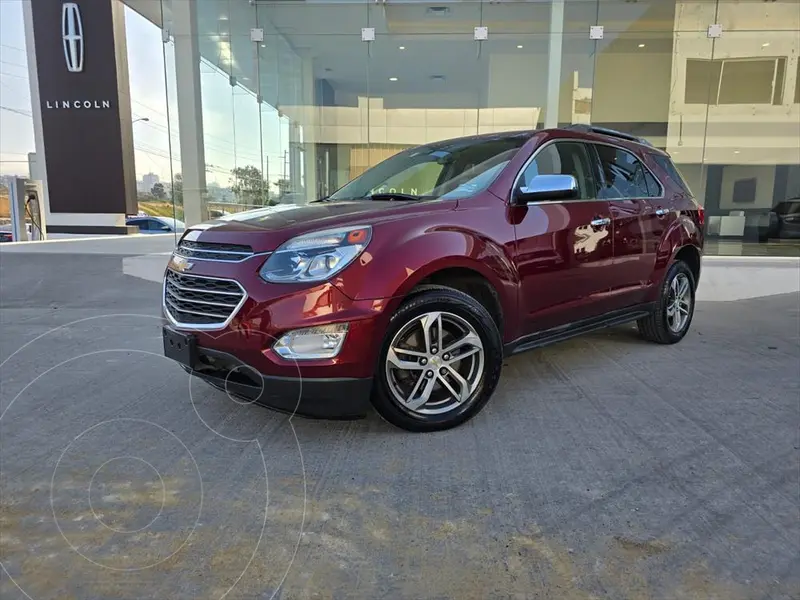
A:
[590, 217, 611, 226]
[655, 207, 669, 216]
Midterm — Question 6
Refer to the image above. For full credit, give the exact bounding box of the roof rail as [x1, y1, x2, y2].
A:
[563, 124, 654, 148]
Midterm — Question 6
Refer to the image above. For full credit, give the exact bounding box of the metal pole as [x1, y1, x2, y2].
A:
[545, 0, 565, 128]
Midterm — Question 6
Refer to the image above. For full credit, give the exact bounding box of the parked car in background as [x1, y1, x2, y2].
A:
[759, 198, 800, 241]
[127, 216, 186, 234]
[161, 125, 704, 432]
[0, 224, 32, 242]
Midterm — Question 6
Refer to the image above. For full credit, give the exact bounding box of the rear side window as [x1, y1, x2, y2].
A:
[652, 154, 694, 197]
[593, 144, 660, 199]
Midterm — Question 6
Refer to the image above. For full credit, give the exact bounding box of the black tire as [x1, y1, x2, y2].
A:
[371, 286, 503, 432]
[637, 260, 696, 344]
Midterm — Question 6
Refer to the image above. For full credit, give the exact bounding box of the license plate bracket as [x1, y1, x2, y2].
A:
[163, 326, 198, 368]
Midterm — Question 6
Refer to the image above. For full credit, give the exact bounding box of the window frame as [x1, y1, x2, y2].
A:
[511, 139, 602, 204]
[589, 141, 664, 201]
[685, 56, 788, 106]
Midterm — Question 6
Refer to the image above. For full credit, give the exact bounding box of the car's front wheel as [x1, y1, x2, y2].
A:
[637, 260, 696, 344]
[372, 287, 503, 432]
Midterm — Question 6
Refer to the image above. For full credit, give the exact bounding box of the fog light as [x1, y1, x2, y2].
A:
[273, 323, 349, 360]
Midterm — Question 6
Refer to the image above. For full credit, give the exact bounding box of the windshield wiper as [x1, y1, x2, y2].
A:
[364, 192, 425, 202]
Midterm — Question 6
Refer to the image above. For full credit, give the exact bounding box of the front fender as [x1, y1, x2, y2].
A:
[332, 225, 519, 332]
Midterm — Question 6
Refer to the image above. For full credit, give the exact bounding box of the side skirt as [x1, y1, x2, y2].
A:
[503, 303, 656, 357]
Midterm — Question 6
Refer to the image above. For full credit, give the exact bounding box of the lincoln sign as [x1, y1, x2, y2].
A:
[30, 0, 136, 223]
[45, 100, 112, 109]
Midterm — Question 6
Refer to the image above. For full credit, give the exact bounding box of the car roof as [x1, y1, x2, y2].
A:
[550, 125, 671, 157]
[424, 126, 670, 158]
[421, 129, 536, 150]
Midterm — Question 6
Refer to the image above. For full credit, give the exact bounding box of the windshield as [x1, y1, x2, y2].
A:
[327, 135, 529, 202]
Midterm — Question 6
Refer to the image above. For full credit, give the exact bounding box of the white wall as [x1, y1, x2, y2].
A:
[592, 53, 672, 124]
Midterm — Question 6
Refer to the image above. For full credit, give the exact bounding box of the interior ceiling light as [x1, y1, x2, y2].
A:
[389, 77, 398, 81]
[426, 6, 451, 15]
[638, 43, 646, 48]
[430, 75, 445, 81]
[517, 45, 523, 49]
[762, 42, 770, 47]
[399, 46, 406, 50]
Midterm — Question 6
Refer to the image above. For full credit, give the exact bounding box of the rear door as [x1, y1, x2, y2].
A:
[593, 143, 669, 308]
[511, 140, 614, 334]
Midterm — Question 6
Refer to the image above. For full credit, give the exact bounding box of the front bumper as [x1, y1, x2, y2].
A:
[172, 339, 372, 419]
[161, 259, 397, 418]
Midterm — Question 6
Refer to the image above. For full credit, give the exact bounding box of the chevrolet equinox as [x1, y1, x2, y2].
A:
[162, 125, 704, 432]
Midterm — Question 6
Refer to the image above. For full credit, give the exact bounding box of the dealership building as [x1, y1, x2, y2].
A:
[20, 0, 800, 256]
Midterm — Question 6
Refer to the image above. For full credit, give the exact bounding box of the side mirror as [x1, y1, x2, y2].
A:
[513, 174, 579, 205]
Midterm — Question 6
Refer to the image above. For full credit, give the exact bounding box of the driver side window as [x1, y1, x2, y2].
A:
[519, 142, 598, 200]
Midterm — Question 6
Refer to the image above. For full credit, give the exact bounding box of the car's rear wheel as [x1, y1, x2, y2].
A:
[637, 260, 696, 344]
[372, 287, 503, 432]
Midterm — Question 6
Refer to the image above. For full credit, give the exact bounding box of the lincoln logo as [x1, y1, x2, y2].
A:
[62, 2, 84, 73]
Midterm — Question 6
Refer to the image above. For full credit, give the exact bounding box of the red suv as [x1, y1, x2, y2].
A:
[162, 126, 704, 432]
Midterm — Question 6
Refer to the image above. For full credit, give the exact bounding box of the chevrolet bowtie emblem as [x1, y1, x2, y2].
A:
[169, 254, 194, 272]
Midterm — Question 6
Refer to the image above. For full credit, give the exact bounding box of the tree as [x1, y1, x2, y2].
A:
[274, 179, 291, 199]
[230, 165, 269, 205]
[151, 182, 166, 200]
[171, 173, 183, 205]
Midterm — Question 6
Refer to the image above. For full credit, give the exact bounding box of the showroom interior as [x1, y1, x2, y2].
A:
[118, 0, 799, 256]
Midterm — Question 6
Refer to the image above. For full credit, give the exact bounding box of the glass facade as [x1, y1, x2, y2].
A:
[156, 0, 800, 256]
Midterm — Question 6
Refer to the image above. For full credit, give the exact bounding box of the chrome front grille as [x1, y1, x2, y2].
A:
[163, 270, 246, 328]
[175, 240, 254, 262]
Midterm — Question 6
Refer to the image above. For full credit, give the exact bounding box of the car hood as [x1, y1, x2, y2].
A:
[181, 200, 448, 252]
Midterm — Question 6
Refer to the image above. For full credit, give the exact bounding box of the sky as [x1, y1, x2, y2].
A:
[0, 0, 35, 177]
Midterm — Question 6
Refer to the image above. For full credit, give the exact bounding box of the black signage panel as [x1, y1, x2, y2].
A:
[30, 0, 136, 215]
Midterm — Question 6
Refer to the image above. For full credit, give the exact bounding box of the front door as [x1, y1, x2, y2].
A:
[512, 141, 614, 335]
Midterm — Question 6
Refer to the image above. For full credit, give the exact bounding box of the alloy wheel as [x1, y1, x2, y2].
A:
[385, 311, 485, 415]
[666, 272, 692, 333]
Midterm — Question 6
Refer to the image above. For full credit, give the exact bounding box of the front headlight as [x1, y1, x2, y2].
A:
[259, 225, 371, 283]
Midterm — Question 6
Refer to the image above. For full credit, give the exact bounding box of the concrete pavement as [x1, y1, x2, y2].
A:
[0, 239, 798, 599]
